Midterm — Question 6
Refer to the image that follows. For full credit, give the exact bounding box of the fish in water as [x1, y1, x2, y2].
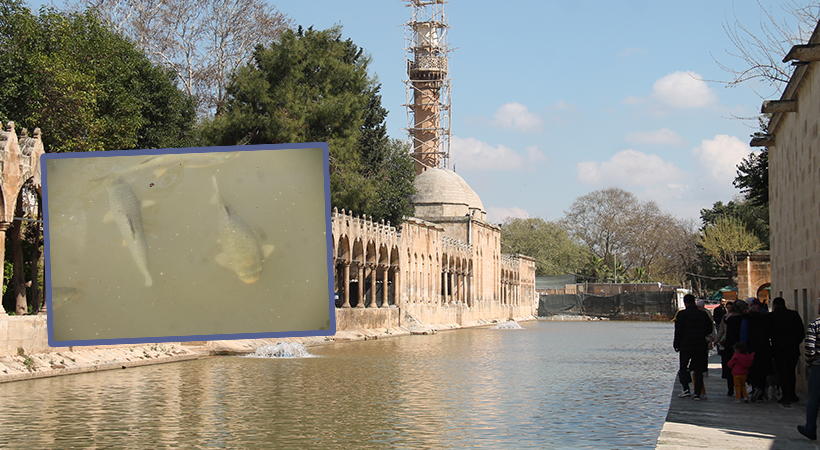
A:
[50, 287, 83, 310]
[104, 177, 153, 286]
[118, 152, 238, 178]
[211, 175, 273, 283]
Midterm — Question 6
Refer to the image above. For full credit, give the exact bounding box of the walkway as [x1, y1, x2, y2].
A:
[656, 354, 818, 449]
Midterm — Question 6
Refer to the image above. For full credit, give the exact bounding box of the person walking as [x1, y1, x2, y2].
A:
[716, 301, 744, 396]
[770, 296, 804, 404]
[743, 297, 773, 402]
[674, 294, 714, 400]
[799, 299, 820, 441]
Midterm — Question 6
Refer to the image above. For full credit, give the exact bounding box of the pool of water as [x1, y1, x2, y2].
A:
[0, 320, 678, 449]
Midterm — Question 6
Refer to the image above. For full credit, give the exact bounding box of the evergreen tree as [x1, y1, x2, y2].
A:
[207, 25, 415, 223]
[0, 1, 196, 152]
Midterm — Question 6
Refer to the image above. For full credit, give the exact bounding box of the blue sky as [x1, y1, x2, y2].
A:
[34, 0, 802, 223]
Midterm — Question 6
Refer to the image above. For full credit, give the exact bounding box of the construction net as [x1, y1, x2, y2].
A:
[538, 291, 676, 318]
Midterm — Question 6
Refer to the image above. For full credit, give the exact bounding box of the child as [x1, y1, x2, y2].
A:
[727, 341, 755, 403]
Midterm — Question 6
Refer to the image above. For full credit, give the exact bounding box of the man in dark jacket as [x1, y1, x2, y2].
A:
[713, 298, 728, 326]
[743, 297, 773, 402]
[674, 294, 715, 400]
[770, 296, 805, 404]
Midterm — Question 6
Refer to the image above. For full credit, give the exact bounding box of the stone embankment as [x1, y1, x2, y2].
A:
[0, 317, 535, 383]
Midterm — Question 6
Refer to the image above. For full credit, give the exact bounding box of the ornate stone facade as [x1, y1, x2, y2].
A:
[0, 122, 44, 316]
[331, 169, 538, 330]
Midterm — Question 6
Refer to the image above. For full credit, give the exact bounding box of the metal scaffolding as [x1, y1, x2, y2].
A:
[402, 0, 452, 173]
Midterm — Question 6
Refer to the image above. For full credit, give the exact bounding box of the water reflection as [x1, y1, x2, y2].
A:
[0, 321, 677, 449]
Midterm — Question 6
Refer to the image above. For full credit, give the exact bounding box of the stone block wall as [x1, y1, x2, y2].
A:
[0, 315, 66, 356]
[736, 252, 771, 301]
[768, 58, 820, 324]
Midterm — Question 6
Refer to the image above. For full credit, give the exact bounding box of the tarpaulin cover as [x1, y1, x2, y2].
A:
[539, 291, 676, 317]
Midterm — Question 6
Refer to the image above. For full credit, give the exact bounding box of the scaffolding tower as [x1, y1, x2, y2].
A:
[403, 0, 452, 175]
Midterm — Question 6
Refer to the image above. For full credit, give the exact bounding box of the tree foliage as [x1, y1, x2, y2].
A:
[207, 25, 415, 224]
[79, 0, 291, 115]
[734, 148, 769, 208]
[500, 217, 589, 276]
[700, 199, 769, 248]
[0, 1, 196, 152]
[698, 215, 763, 274]
[561, 187, 697, 284]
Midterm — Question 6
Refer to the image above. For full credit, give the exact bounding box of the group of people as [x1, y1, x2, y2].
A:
[673, 293, 805, 404]
[673, 293, 820, 441]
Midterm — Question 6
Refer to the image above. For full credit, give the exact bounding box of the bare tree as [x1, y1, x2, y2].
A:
[80, 0, 292, 115]
[561, 188, 699, 284]
[716, 0, 820, 96]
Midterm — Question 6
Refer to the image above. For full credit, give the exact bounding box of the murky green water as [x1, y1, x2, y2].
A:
[0, 321, 678, 449]
[45, 148, 331, 343]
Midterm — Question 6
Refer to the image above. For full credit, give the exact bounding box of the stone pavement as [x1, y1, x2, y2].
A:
[656, 354, 820, 449]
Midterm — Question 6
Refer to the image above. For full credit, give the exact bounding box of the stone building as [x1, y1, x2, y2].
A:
[751, 20, 820, 329]
[330, 176, 538, 330]
[735, 251, 771, 303]
[324, 0, 539, 331]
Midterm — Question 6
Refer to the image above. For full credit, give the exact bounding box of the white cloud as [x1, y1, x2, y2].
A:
[486, 206, 530, 224]
[450, 136, 547, 171]
[624, 128, 685, 146]
[526, 146, 548, 164]
[692, 135, 751, 181]
[493, 102, 543, 132]
[651, 71, 717, 108]
[577, 149, 685, 187]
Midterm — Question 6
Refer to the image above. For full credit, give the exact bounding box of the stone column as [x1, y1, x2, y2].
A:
[455, 271, 461, 304]
[466, 271, 472, 307]
[0, 222, 9, 301]
[369, 264, 377, 308]
[381, 265, 390, 308]
[342, 262, 351, 308]
[447, 270, 453, 304]
[393, 266, 401, 307]
[460, 271, 466, 304]
[356, 263, 365, 308]
[441, 272, 447, 305]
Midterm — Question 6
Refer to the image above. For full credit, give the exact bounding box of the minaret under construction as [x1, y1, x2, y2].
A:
[404, 0, 452, 175]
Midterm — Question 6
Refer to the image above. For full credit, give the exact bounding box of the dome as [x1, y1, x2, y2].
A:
[448, 170, 484, 212]
[410, 168, 485, 219]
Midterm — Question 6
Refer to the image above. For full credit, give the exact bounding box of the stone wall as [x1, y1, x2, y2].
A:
[760, 20, 820, 387]
[335, 306, 400, 330]
[736, 252, 771, 301]
[0, 315, 65, 356]
[765, 23, 820, 326]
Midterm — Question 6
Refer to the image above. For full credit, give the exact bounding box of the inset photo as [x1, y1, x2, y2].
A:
[43, 144, 334, 346]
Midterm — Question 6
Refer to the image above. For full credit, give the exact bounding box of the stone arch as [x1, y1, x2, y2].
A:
[350, 239, 364, 307]
[335, 235, 351, 307]
[390, 245, 401, 306]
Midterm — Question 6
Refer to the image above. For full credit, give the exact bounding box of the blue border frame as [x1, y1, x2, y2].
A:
[42, 143, 335, 347]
